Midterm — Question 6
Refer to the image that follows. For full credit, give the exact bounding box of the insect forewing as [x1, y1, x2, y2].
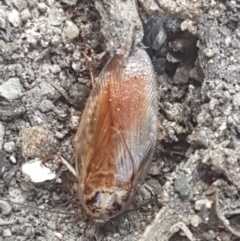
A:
[75, 48, 158, 219]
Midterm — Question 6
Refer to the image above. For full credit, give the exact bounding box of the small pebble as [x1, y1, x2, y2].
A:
[38, 2, 48, 12]
[27, 0, 38, 8]
[225, 36, 231, 46]
[12, 0, 28, 11]
[174, 173, 190, 198]
[233, 92, 240, 107]
[51, 35, 61, 45]
[203, 48, 215, 58]
[22, 158, 56, 183]
[8, 185, 26, 204]
[54, 232, 63, 240]
[189, 67, 203, 83]
[51, 64, 61, 74]
[3, 141, 15, 153]
[0, 39, 8, 54]
[39, 99, 55, 113]
[0, 77, 23, 100]
[172, 66, 190, 85]
[194, 199, 212, 211]
[0, 151, 7, 177]
[63, 20, 80, 40]
[0, 200, 12, 215]
[166, 53, 181, 63]
[3, 228, 12, 237]
[71, 115, 80, 129]
[60, 0, 78, 6]
[180, 19, 197, 34]
[20, 126, 58, 159]
[9, 155, 17, 164]
[20, 8, 31, 22]
[7, 8, 21, 27]
[48, 8, 63, 26]
[71, 61, 81, 72]
[190, 215, 201, 227]
[0, 122, 5, 149]
[55, 131, 67, 139]
[0, 14, 6, 29]
[24, 81, 60, 108]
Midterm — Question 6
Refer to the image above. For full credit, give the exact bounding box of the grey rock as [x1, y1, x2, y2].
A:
[0, 77, 23, 100]
[48, 8, 64, 26]
[172, 66, 190, 85]
[38, 99, 55, 113]
[12, 0, 27, 11]
[194, 199, 212, 211]
[143, 12, 167, 51]
[3, 141, 15, 153]
[50, 35, 61, 45]
[24, 81, 60, 108]
[7, 8, 21, 27]
[60, 0, 78, 6]
[0, 200, 12, 215]
[0, 122, 4, 149]
[38, 2, 48, 12]
[63, 20, 80, 40]
[174, 173, 190, 198]
[27, 0, 37, 8]
[0, 151, 7, 177]
[20, 8, 31, 22]
[3, 228, 12, 237]
[203, 48, 215, 58]
[20, 126, 58, 159]
[233, 92, 240, 107]
[8, 185, 26, 204]
[0, 13, 6, 29]
[166, 53, 181, 63]
[9, 155, 17, 164]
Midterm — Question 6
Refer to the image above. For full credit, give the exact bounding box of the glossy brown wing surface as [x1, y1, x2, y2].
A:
[109, 48, 158, 187]
[74, 49, 157, 219]
[74, 72, 116, 194]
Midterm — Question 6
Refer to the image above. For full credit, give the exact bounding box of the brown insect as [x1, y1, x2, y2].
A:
[74, 48, 158, 221]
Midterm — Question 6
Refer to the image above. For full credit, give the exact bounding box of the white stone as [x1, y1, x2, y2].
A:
[3, 141, 15, 153]
[63, 20, 80, 40]
[3, 228, 12, 237]
[20, 8, 31, 22]
[194, 199, 212, 211]
[8, 185, 26, 203]
[22, 158, 56, 183]
[48, 8, 64, 26]
[0, 77, 23, 100]
[7, 9, 21, 27]
[71, 114, 80, 129]
[203, 48, 215, 58]
[9, 155, 17, 164]
[38, 2, 48, 12]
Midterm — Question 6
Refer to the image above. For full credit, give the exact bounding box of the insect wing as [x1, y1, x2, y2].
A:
[109, 49, 158, 187]
[74, 49, 158, 219]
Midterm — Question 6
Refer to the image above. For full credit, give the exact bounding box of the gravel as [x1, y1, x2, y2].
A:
[0, 0, 240, 240]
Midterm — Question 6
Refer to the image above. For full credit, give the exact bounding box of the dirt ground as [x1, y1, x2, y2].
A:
[0, 0, 240, 240]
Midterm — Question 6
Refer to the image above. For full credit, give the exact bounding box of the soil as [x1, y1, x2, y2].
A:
[0, 0, 240, 240]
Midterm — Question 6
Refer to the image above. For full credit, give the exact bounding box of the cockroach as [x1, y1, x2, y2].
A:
[74, 48, 158, 221]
